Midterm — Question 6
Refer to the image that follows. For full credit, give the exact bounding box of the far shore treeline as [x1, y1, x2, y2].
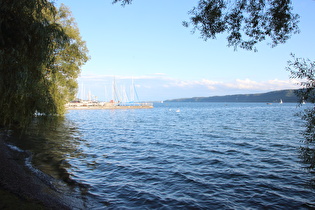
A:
[165, 89, 301, 103]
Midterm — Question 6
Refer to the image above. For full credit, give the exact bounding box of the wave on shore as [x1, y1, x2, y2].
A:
[0, 135, 87, 209]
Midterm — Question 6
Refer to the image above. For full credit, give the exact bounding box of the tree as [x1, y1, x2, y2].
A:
[0, 1, 88, 128]
[113, 0, 300, 51]
[287, 56, 315, 142]
[48, 4, 89, 114]
[287, 56, 315, 182]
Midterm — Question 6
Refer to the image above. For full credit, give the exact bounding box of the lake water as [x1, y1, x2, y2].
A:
[7, 102, 315, 209]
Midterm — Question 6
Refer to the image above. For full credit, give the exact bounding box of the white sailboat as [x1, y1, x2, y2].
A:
[66, 77, 153, 109]
[108, 78, 153, 108]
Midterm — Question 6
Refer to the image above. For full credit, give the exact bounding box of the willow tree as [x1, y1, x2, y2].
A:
[48, 4, 89, 114]
[287, 56, 315, 178]
[288, 56, 315, 140]
[0, 1, 88, 128]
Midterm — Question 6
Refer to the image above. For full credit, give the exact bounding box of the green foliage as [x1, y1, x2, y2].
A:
[288, 55, 315, 181]
[288, 55, 315, 144]
[113, 0, 300, 51]
[288, 55, 315, 104]
[112, 0, 132, 6]
[0, 1, 88, 128]
[300, 108, 315, 144]
[185, 0, 300, 51]
[50, 4, 89, 114]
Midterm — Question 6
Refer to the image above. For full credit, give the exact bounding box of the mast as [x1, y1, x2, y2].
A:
[133, 79, 140, 102]
[88, 90, 91, 101]
[112, 77, 120, 102]
[112, 79, 115, 102]
[130, 77, 135, 102]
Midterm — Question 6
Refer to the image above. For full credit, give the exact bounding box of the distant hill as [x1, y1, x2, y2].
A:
[165, 89, 300, 103]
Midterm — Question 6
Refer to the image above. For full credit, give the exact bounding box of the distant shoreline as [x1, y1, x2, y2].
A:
[165, 89, 300, 103]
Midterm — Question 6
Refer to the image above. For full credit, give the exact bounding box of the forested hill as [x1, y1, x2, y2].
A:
[165, 89, 300, 103]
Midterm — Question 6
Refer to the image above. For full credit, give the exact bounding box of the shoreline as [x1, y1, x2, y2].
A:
[66, 105, 153, 110]
[66, 101, 154, 110]
[0, 134, 85, 209]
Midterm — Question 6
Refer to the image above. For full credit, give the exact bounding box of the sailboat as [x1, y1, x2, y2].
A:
[66, 78, 153, 109]
[108, 78, 153, 108]
[279, 99, 283, 104]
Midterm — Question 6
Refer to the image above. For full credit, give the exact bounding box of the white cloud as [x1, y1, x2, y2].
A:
[164, 78, 298, 91]
[224, 78, 298, 91]
[77, 74, 300, 101]
[152, 73, 167, 76]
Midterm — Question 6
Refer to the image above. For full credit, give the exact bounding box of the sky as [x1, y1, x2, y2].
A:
[56, 0, 315, 101]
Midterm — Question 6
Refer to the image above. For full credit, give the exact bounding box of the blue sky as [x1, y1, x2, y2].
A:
[56, 0, 315, 101]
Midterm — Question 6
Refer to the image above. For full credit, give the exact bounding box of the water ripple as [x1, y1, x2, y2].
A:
[11, 102, 315, 209]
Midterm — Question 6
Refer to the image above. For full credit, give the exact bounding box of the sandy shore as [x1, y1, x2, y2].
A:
[0, 135, 85, 209]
